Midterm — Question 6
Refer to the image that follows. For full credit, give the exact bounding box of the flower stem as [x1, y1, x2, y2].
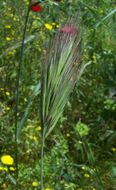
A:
[15, 1, 31, 189]
[40, 130, 45, 190]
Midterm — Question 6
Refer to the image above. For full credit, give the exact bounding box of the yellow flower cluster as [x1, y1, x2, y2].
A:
[44, 23, 59, 31]
[30, 135, 37, 141]
[1, 155, 14, 165]
[0, 166, 8, 172]
[32, 182, 52, 190]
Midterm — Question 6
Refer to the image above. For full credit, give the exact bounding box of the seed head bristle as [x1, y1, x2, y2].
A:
[40, 18, 82, 138]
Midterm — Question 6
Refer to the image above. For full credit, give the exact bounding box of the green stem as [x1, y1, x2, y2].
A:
[15, 1, 31, 189]
[40, 130, 45, 190]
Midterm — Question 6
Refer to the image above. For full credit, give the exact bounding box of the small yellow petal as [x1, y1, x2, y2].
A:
[112, 147, 116, 152]
[81, 166, 85, 170]
[32, 136, 37, 141]
[6, 92, 10, 96]
[9, 167, 15, 171]
[56, 24, 60, 28]
[66, 133, 70, 137]
[6, 37, 11, 41]
[6, 107, 11, 111]
[45, 23, 53, 30]
[36, 126, 41, 131]
[84, 173, 90, 178]
[0, 166, 8, 172]
[5, 25, 11, 29]
[52, 22, 56, 26]
[32, 181, 39, 187]
[13, 17, 17, 21]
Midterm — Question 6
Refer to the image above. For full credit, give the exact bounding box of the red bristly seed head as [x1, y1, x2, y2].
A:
[60, 26, 78, 35]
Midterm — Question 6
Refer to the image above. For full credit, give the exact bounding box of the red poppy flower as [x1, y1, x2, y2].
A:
[31, 3, 43, 12]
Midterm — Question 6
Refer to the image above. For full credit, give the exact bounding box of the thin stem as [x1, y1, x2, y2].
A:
[14, 1, 31, 189]
[40, 130, 45, 190]
[40, 69, 45, 189]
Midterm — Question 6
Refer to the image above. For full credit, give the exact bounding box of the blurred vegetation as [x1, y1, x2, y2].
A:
[0, 0, 116, 190]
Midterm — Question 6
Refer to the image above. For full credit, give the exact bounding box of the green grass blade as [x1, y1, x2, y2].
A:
[16, 83, 40, 140]
[95, 9, 116, 28]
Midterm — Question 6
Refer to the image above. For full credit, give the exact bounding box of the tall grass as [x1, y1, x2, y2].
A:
[39, 17, 90, 189]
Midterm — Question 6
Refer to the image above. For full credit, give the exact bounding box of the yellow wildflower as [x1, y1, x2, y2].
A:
[6, 37, 11, 41]
[45, 188, 52, 190]
[5, 91, 10, 96]
[32, 181, 39, 187]
[1, 155, 14, 165]
[45, 23, 53, 30]
[36, 126, 41, 131]
[84, 173, 90, 178]
[6, 107, 10, 111]
[66, 133, 70, 137]
[52, 22, 56, 26]
[0, 166, 8, 172]
[13, 17, 17, 21]
[9, 167, 15, 171]
[5, 25, 11, 29]
[81, 166, 86, 170]
[32, 136, 37, 141]
[112, 147, 116, 152]
[56, 24, 60, 28]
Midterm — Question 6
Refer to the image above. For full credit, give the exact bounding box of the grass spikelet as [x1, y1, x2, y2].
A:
[40, 18, 82, 138]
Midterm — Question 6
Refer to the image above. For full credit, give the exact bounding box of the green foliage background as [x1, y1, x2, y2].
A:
[0, 0, 116, 189]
